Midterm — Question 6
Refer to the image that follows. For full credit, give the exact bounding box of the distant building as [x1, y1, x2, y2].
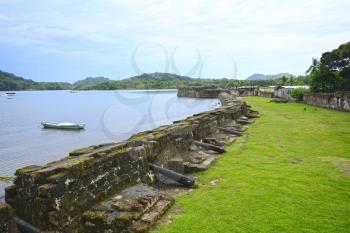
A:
[274, 86, 309, 99]
[237, 86, 258, 96]
[259, 86, 275, 93]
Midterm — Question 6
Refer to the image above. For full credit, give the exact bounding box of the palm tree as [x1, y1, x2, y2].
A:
[281, 76, 287, 86]
[289, 76, 294, 85]
[305, 58, 319, 74]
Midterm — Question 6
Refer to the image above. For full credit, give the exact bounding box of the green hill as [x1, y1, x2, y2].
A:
[0, 70, 71, 91]
[73, 77, 110, 88]
[246, 73, 294, 81]
[0, 70, 310, 91]
[79, 73, 211, 90]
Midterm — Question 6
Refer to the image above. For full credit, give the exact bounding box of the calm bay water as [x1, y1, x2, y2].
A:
[0, 90, 219, 198]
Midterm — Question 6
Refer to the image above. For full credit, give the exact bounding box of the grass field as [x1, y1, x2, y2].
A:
[155, 97, 350, 233]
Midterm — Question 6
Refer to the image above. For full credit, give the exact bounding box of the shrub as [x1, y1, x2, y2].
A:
[270, 98, 289, 103]
[291, 88, 309, 102]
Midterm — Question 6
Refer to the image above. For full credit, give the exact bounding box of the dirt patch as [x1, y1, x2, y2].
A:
[320, 157, 350, 177]
[208, 178, 222, 186]
[290, 157, 304, 164]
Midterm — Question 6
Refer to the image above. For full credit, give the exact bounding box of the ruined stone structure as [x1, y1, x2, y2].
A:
[177, 86, 260, 98]
[3, 89, 257, 232]
[303, 91, 350, 112]
[258, 91, 274, 98]
[238, 87, 258, 97]
[177, 86, 231, 98]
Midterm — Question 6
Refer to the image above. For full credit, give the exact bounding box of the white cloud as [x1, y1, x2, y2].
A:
[0, 0, 349, 80]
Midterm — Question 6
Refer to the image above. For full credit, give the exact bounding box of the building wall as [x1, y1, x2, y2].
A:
[274, 88, 293, 99]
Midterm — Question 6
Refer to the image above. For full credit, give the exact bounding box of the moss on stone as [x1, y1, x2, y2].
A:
[69, 147, 94, 156]
[15, 165, 42, 176]
[62, 156, 92, 169]
[0, 176, 14, 182]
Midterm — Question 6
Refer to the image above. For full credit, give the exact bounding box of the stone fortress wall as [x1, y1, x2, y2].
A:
[1, 87, 258, 233]
[178, 86, 350, 112]
[303, 91, 350, 112]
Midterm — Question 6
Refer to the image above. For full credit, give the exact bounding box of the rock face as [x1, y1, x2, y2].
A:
[219, 92, 241, 106]
[303, 91, 350, 112]
[0, 203, 18, 233]
[4, 89, 255, 232]
[81, 184, 173, 233]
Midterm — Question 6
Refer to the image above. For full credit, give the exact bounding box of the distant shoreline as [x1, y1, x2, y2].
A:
[0, 88, 178, 92]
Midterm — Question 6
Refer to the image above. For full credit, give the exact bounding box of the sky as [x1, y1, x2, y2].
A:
[0, 0, 349, 82]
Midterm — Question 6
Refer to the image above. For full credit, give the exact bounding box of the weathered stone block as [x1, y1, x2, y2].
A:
[0, 203, 18, 233]
[167, 159, 184, 173]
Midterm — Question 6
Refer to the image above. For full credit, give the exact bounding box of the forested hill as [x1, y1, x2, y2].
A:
[78, 73, 220, 90]
[246, 73, 294, 80]
[126, 73, 191, 82]
[0, 70, 71, 91]
[0, 70, 310, 91]
[79, 72, 308, 90]
[73, 77, 110, 88]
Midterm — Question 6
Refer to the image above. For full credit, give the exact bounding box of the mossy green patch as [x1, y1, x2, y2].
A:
[154, 97, 350, 233]
[0, 176, 14, 182]
[69, 147, 94, 156]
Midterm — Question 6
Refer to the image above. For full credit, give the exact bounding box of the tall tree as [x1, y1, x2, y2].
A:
[306, 58, 320, 75]
[307, 41, 350, 93]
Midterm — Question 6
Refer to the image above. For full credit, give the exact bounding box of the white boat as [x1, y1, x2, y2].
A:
[41, 122, 85, 130]
[0, 92, 16, 97]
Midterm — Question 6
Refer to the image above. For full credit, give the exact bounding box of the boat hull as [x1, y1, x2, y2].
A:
[41, 122, 85, 130]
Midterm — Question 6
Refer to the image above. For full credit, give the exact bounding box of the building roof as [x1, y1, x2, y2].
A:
[279, 85, 309, 89]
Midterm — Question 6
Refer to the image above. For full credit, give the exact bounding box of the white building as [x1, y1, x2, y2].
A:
[274, 86, 309, 99]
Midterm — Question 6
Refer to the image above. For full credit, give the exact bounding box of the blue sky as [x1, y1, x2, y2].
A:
[0, 0, 349, 82]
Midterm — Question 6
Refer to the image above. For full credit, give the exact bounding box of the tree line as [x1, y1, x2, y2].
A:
[306, 41, 350, 93]
[78, 73, 310, 90]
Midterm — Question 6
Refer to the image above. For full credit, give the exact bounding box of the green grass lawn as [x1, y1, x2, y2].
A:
[155, 97, 350, 233]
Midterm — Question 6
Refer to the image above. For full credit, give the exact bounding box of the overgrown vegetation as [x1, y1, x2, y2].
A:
[154, 97, 350, 233]
[306, 41, 350, 93]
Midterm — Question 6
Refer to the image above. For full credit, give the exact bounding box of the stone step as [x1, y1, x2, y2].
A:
[236, 119, 253, 124]
[184, 155, 216, 173]
[128, 199, 173, 232]
[246, 109, 260, 118]
[80, 184, 173, 233]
